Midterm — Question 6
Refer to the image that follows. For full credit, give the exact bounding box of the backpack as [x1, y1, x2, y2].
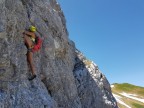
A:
[32, 36, 42, 52]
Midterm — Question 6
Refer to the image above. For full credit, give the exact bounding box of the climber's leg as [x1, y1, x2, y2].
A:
[26, 51, 35, 76]
[24, 35, 33, 49]
[24, 35, 36, 80]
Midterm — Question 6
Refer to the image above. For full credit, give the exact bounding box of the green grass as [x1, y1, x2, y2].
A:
[112, 83, 144, 96]
[132, 102, 144, 108]
[112, 83, 144, 108]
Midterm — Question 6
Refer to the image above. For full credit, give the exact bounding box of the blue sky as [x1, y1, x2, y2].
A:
[57, 0, 144, 87]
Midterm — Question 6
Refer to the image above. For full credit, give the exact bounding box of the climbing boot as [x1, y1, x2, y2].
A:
[28, 75, 36, 81]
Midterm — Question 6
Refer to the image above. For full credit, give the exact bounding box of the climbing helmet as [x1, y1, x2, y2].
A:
[30, 26, 36, 32]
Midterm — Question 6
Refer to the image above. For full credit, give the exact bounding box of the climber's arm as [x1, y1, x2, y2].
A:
[24, 31, 33, 36]
[23, 31, 35, 38]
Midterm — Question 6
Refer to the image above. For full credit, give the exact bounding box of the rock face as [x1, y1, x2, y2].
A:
[74, 50, 117, 108]
[0, 0, 118, 108]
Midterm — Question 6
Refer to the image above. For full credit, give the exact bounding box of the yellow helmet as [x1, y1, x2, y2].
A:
[30, 26, 36, 32]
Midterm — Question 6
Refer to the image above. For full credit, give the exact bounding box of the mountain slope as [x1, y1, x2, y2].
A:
[111, 83, 144, 108]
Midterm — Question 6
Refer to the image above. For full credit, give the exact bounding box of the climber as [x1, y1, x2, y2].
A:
[23, 26, 37, 80]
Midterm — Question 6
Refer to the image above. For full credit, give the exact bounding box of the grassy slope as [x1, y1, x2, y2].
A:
[112, 83, 144, 108]
[113, 83, 144, 96]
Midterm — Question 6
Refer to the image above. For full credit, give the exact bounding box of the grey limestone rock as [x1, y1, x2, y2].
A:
[73, 50, 117, 108]
[0, 0, 118, 108]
